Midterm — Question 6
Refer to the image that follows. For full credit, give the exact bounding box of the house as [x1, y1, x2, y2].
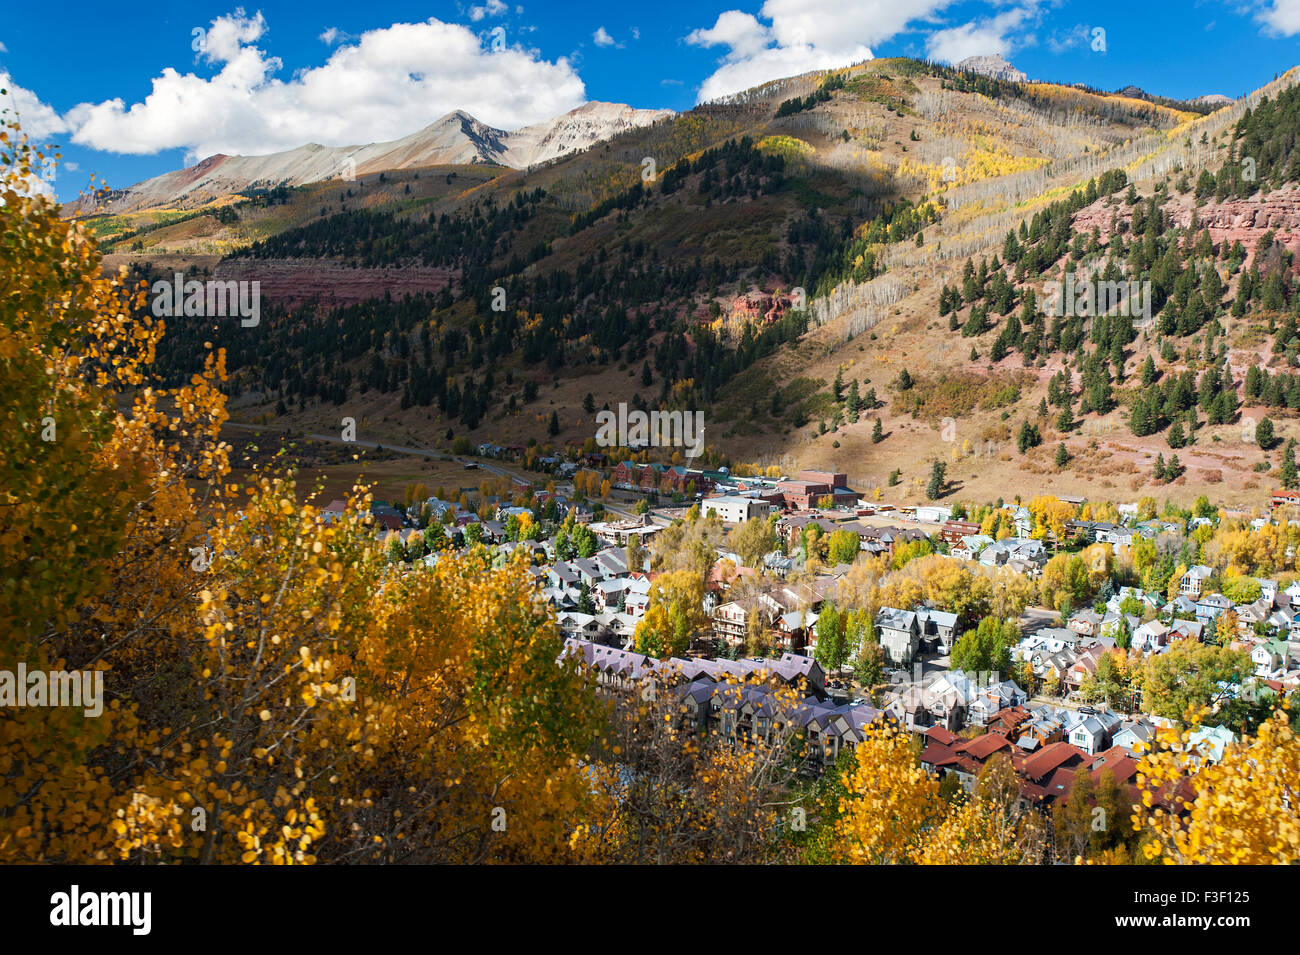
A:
[951, 534, 992, 561]
[1017, 706, 1071, 751]
[1068, 608, 1103, 639]
[711, 601, 753, 647]
[1112, 718, 1157, 755]
[1252, 639, 1289, 677]
[987, 705, 1031, 740]
[1271, 489, 1300, 509]
[763, 551, 796, 578]
[916, 609, 961, 653]
[1186, 725, 1237, 765]
[1066, 644, 1114, 690]
[1235, 597, 1275, 632]
[1094, 523, 1139, 546]
[876, 607, 920, 665]
[775, 610, 818, 652]
[1168, 618, 1205, 643]
[557, 611, 605, 641]
[1180, 565, 1213, 598]
[1195, 593, 1233, 627]
[979, 537, 1048, 569]
[593, 577, 631, 612]
[1087, 745, 1141, 789]
[948, 733, 1014, 791]
[368, 504, 405, 531]
[968, 680, 1030, 726]
[1101, 611, 1141, 641]
[1064, 708, 1122, 755]
[595, 549, 629, 578]
[1018, 741, 1094, 806]
[1132, 620, 1170, 653]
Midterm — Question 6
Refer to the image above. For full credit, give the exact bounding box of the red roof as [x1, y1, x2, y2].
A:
[925, 726, 960, 747]
[1089, 746, 1139, 787]
[919, 743, 959, 768]
[958, 732, 1013, 761]
[1021, 741, 1092, 783]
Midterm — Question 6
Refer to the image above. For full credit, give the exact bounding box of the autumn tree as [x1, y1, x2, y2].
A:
[634, 569, 707, 657]
[1140, 641, 1250, 724]
[834, 723, 942, 863]
[1137, 710, 1300, 864]
[0, 122, 608, 865]
[729, 515, 776, 568]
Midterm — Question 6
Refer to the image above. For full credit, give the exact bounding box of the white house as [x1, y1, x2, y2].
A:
[1180, 565, 1213, 598]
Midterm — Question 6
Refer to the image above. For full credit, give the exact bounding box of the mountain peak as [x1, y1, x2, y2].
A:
[72, 101, 672, 216]
[955, 53, 1027, 83]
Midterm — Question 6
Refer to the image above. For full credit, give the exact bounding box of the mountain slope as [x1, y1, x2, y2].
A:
[76, 101, 673, 215]
[115, 57, 1300, 507]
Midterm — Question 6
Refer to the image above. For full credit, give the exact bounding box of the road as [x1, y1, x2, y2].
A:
[222, 421, 642, 518]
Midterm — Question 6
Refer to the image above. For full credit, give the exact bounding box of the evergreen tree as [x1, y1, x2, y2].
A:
[1057, 404, 1075, 432]
[872, 417, 884, 443]
[926, 461, 946, 500]
[1257, 416, 1276, 450]
[846, 379, 861, 421]
[1281, 439, 1299, 490]
[1017, 420, 1042, 454]
[1141, 354, 1157, 386]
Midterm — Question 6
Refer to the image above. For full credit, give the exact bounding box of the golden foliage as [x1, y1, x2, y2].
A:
[1137, 710, 1300, 864]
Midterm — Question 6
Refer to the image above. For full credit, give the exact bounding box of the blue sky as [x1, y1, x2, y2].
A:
[3, 0, 1299, 200]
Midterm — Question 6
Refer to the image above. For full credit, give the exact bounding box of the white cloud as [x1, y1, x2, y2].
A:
[925, 6, 1034, 64]
[469, 0, 508, 21]
[687, 11, 773, 59]
[1257, 0, 1300, 35]
[593, 27, 619, 47]
[1045, 22, 1092, 55]
[198, 9, 268, 63]
[63, 13, 586, 160]
[696, 44, 872, 102]
[0, 71, 70, 139]
[760, 0, 953, 49]
[319, 27, 350, 46]
[686, 0, 961, 102]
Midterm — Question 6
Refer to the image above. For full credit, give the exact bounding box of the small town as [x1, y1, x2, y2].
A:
[360, 449, 1300, 856]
